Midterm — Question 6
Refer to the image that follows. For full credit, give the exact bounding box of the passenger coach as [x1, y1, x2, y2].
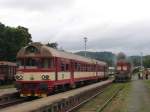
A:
[15, 42, 108, 97]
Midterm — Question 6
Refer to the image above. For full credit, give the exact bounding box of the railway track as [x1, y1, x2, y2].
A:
[96, 86, 124, 112]
[0, 95, 36, 109]
[0, 98, 27, 109]
[68, 84, 124, 112]
[0, 80, 113, 112]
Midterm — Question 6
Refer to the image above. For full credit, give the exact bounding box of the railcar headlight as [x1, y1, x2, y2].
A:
[41, 75, 49, 80]
[15, 75, 23, 80]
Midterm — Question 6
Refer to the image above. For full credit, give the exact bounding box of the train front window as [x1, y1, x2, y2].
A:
[42, 59, 49, 68]
[117, 66, 121, 70]
[123, 66, 127, 70]
[25, 58, 39, 68]
[17, 58, 54, 69]
[41, 58, 54, 68]
[17, 59, 24, 68]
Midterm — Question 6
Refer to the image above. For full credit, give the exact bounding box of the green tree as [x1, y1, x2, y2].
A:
[0, 23, 32, 61]
[46, 42, 58, 49]
[143, 55, 150, 68]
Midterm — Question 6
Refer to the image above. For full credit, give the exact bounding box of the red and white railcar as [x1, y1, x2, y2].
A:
[115, 60, 132, 82]
[15, 42, 108, 97]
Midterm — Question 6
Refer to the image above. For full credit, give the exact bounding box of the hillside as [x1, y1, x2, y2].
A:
[75, 51, 116, 66]
[75, 51, 150, 68]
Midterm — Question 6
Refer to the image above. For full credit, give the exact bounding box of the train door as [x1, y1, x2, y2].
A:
[95, 62, 98, 77]
[55, 57, 58, 81]
[70, 60, 75, 87]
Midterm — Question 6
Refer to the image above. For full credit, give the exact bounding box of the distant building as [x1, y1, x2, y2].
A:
[108, 67, 115, 75]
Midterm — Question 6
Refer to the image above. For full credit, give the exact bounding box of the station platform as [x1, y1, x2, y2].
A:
[1, 80, 113, 112]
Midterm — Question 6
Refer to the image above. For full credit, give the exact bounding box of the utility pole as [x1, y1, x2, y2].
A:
[140, 52, 143, 70]
[84, 37, 88, 57]
[140, 52, 144, 79]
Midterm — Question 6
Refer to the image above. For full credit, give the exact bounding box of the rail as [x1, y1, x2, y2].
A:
[96, 86, 124, 112]
[68, 85, 124, 112]
[0, 98, 27, 109]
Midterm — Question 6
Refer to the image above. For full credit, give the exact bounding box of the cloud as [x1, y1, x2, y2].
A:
[56, 21, 150, 55]
[0, 0, 150, 55]
[0, 0, 73, 11]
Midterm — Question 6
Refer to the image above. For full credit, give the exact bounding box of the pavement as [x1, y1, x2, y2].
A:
[127, 76, 150, 112]
[0, 88, 17, 96]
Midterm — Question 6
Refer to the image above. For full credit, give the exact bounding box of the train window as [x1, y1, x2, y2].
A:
[0, 67, 2, 73]
[77, 64, 81, 71]
[42, 59, 49, 68]
[41, 58, 54, 68]
[75, 63, 78, 70]
[81, 65, 84, 71]
[25, 58, 38, 67]
[85, 65, 88, 72]
[84, 65, 86, 71]
[17, 59, 24, 67]
[26, 46, 38, 53]
[83, 65, 85, 71]
[89, 65, 91, 72]
[92, 65, 95, 71]
[50, 59, 54, 68]
[93, 65, 95, 71]
[61, 63, 65, 71]
[66, 64, 69, 71]
[91, 65, 94, 71]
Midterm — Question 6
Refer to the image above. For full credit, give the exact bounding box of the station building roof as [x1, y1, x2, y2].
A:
[0, 61, 16, 66]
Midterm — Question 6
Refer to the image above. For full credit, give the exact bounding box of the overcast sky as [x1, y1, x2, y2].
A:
[0, 0, 150, 55]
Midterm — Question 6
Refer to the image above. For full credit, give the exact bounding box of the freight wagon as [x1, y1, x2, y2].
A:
[0, 61, 17, 84]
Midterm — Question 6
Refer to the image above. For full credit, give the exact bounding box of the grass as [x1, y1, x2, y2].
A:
[103, 82, 131, 112]
[144, 79, 150, 85]
[76, 83, 128, 112]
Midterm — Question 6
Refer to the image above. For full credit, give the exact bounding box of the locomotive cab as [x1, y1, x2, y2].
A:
[15, 43, 56, 97]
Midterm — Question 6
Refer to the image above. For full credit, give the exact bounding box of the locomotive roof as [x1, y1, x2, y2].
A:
[17, 43, 106, 65]
[0, 61, 16, 66]
[117, 59, 130, 63]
